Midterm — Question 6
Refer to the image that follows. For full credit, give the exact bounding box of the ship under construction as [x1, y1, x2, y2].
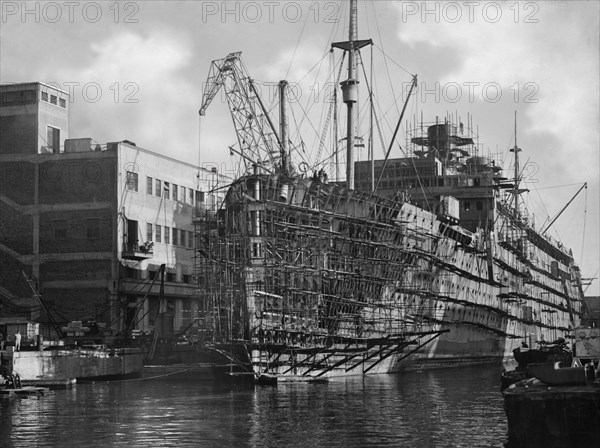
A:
[192, 0, 586, 381]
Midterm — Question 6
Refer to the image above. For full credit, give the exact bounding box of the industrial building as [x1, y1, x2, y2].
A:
[0, 82, 230, 339]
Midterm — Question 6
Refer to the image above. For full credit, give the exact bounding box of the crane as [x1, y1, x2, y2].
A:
[541, 182, 587, 235]
[199, 52, 287, 174]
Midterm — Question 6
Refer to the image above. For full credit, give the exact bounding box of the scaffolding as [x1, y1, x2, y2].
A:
[193, 174, 453, 377]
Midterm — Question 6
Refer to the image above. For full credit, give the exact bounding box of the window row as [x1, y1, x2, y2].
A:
[145, 176, 204, 205]
[40, 91, 67, 108]
[1, 89, 42, 106]
[145, 223, 194, 248]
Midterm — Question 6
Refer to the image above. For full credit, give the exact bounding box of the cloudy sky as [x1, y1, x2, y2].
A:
[1, 0, 598, 294]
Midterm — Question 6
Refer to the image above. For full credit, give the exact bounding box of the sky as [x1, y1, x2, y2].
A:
[1, 0, 598, 294]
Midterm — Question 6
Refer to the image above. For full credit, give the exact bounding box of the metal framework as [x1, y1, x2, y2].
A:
[199, 52, 281, 173]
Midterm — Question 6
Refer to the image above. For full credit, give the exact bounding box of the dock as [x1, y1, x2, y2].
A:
[503, 377, 600, 447]
[0, 386, 49, 397]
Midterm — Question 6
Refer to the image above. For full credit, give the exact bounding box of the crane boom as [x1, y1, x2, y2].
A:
[199, 52, 282, 173]
[541, 182, 587, 235]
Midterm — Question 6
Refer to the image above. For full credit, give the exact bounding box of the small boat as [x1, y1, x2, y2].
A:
[500, 368, 529, 390]
[500, 339, 572, 390]
[527, 361, 587, 386]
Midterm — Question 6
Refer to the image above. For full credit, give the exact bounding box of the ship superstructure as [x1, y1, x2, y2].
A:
[193, 0, 585, 379]
[353, 118, 584, 367]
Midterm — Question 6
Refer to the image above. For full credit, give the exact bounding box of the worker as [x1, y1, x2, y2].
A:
[14, 330, 21, 351]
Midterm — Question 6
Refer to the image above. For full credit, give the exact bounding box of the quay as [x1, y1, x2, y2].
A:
[1, 346, 143, 387]
[0, 386, 49, 398]
[504, 377, 600, 447]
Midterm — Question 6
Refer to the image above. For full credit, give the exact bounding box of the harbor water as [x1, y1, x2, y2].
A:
[1, 365, 507, 447]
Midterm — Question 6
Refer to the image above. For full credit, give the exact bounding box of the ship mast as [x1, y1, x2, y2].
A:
[279, 80, 289, 176]
[510, 111, 521, 217]
[343, 0, 358, 190]
[332, 0, 371, 190]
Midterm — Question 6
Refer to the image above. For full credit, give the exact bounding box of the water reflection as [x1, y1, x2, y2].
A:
[0, 365, 507, 447]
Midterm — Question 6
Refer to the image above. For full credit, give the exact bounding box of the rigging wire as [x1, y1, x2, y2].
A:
[288, 93, 313, 167]
[535, 182, 588, 190]
[284, 3, 311, 81]
[372, 42, 415, 78]
[273, 1, 346, 168]
[315, 51, 346, 167]
[580, 186, 588, 268]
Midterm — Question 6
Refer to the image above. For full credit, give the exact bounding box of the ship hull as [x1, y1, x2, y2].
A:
[194, 173, 583, 381]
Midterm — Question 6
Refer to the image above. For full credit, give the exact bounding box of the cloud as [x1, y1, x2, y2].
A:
[392, 2, 599, 289]
[50, 31, 198, 163]
[394, 2, 599, 178]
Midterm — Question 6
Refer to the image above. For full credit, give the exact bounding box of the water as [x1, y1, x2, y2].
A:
[1, 365, 508, 447]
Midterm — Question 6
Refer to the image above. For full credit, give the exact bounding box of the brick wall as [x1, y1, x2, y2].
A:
[0, 201, 34, 254]
[0, 160, 35, 204]
[39, 157, 116, 204]
[0, 252, 33, 299]
[40, 259, 112, 281]
[41, 287, 109, 322]
[39, 209, 113, 254]
[0, 114, 37, 155]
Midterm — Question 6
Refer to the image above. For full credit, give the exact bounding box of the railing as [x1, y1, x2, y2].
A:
[122, 241, 153, 260]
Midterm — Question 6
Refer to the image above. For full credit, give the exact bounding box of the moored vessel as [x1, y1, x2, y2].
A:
[193, 0, 587, 381]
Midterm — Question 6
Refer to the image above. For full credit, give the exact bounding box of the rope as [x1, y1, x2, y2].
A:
[113, 363, 213, 382]
[284, 4, 310, 81]
[579, 186, 587, 268]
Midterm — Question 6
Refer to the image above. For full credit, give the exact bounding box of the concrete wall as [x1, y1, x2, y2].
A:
[0, 83, 69, 155]
[10, 348, 143, 383]
[116, 143, 204, 333]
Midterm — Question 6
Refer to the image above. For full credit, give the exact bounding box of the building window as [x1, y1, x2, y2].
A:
[46, 126, 60, 153]
[180, 186, 186, 203]
[126, 171, 138, 191]
[172, 184, 178, 202]
[164, 226, 170, 244]
[50, 95, 57, 105]
[23, 90, 36, 102]
[86, 218, 100, 239]
[59, 98, 66, 108]
[146, 176, 153, 195]
[2, 92, 17, 103]
[180, 229, 186, 247]
[155, 179, 161, 197]
[163, 181, 170, 199]
[196, 190, 205, 204]
[155, 224, 162, 243]
[188, 230, 194, 248]
[182, 299, 192, 319]
[172, 227, 178, 246]
[166, 272, 176, 282]
[464, 201, 471, 211]
[146, 223, 153, 242]
[54, 219, 67, 239]
[188, 188, 194, 204]
[476, 201, 483, 211]
[41, 91, 48, 102]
